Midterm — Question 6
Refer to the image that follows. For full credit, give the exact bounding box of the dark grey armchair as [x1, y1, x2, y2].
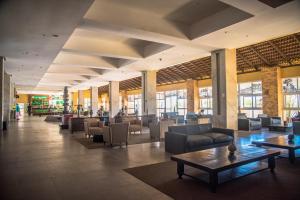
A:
[293, 121, 300, 135]
[258, 114, 281, 127]
[238, 113, 262, 131]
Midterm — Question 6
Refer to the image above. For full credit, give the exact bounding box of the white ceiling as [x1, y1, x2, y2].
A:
[1, 0, 300, 93]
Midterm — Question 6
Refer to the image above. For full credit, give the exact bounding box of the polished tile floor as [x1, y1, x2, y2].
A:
[0, 116, 287, 200]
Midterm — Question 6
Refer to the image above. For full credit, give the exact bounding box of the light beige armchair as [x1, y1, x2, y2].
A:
[84, 118, 104, 138]
[122, 116, 142, 134]
[149, 119, 174, 141]
[103, 123, 129, 147]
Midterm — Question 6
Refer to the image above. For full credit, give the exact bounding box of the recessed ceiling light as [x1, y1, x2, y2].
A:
[52, 34, 59, 38]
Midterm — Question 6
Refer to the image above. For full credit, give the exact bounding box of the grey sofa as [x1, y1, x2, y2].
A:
[238, 113, 262, 131]
[258, 114, 281, 127]
[165, 124, 234, 154]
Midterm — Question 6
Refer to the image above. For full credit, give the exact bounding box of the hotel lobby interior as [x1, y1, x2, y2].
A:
[1, 0, 300, 199]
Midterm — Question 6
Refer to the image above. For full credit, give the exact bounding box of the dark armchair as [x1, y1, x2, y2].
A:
[238, 113, 262, 131]
[258, 114, 281, 127]
[293, 121, 300, 135]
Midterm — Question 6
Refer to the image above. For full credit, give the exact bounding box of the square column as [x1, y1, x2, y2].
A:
[142, 71, 156, 115]
[90, 86, 98, 116]
[0, 57, 4, 130]
[109, 81, 119, 117]
[262, 67, 283, 117]
[186, 79, 199, 113]
[78, 90, 84, 106]
[211, 49, 238, 129]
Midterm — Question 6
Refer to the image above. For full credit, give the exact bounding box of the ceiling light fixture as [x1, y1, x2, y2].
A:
[52, 34, 59, 38]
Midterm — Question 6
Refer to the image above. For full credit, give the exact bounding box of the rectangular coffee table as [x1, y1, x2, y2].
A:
[171, 146, 280, 193]
[268, 124, 292, 132]
[252, 135, 300, 163]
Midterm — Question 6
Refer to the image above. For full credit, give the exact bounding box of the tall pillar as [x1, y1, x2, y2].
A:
[142, 71, 157, 115]
[0, 57, 4, 130]
[109, 81, 119, 117]
[90, 86, 98, 116]
[262, 67, 283, 117]
[3, 72, 11, 124]
[63, 86, 69, 114]
[211, 49, 238, 129]
[78, 90, 84, 106]
[186, 79, 199, 113]
[120, 90, 128, 108]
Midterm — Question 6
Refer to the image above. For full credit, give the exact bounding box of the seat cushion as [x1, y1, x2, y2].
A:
[186, 135, 213, 149]
[204, 132, 233, 143]
[88, 127, 103, 135]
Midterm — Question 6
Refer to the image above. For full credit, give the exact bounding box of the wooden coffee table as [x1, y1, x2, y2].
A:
[171, 146, 280, 192]
[252, 135, 300, 163]
[268, 124, 292, 132]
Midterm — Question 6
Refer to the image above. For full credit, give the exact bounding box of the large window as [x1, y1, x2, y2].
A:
[283, 77, 300, 119]
[127, 94, 142, 115]
[238, 81, 262, 118]
[156, 89, 187, 116]
[199, 87, 213, 115]
[83, 98, 90, 111]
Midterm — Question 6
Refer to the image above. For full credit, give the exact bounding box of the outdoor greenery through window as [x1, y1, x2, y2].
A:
[238, 81, 263, 118]
[127, 94, 142, 115]
[282, 77, 300, 119]
[156, 89, 187, 117]
[199, 87, 213, 115]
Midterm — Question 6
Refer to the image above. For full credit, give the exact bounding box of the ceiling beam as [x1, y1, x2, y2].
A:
[236, 50, 257, 70]
[267, 41, 292, 65]
[249, 46, 271, 66]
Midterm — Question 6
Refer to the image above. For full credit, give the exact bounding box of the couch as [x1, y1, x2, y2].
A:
[258, 114, 281, 127]
[165, 124, 234, 154]
[149, 119, 175, 141]
[238, 113, 262, 131]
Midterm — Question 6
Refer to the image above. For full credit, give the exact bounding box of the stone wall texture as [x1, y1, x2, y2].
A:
[262, 67, 283, 117]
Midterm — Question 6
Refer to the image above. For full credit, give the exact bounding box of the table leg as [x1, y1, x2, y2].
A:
[177, 161, 184, 179]
[268, 156, 275, 173]
[288, 149, 295, 164]
[209, 172, 218, 193]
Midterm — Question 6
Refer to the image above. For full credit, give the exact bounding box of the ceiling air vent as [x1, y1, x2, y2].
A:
[258, 0, 293, 8]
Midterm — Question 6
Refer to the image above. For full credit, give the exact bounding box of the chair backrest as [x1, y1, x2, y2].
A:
[110, 123, 129, 144]
[168, 124, 212, 135]
[85, 118, 99, 127]
[258, 114, 268, 118]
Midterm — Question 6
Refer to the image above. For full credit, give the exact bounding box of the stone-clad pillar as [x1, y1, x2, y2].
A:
[262, 67, 283, 117]
[0, 57, 4, 130]
[90, 86, 98, 116]
[78, 90, 84, 106]
[211, 49, 238, 129]
[142, 71, 157, 115]
[186, 79, 199, 113]
[109, 81, 119, 117]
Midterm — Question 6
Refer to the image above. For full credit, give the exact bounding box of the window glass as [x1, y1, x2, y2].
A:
[283, 77, 300, 120]
[199, 87, 213, 115]
[238, 81, 262, 118]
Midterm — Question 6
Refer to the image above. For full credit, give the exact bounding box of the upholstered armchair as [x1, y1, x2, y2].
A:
[293, 121, 300, 135]
[238, 113, 262, 131]
[103, 123, 129, 147]
[122, 116, 142, 134]
[149, 119, 175, 141]
[84, 118, 104, 138]
[258, 114, 281, 127]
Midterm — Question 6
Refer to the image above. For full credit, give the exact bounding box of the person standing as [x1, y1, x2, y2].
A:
[27, 103, 32, 116]
[16, 103, 21, 120]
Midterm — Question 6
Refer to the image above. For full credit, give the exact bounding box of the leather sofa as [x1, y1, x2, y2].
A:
[165, 124, 234, 154]
[238, 113, 262, 131]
